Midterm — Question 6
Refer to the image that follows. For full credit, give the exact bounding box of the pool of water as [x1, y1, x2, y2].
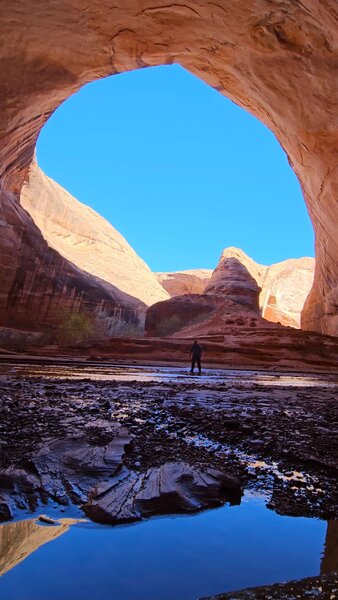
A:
[0, 495, 330, 600]
[1, 361, 338, 388]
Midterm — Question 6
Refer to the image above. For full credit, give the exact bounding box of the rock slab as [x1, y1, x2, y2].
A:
[84, 462, 241, 524]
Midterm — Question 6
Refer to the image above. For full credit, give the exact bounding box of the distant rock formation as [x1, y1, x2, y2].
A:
[145, 294, 275, 338]
[204, 251, 261, 313]
[155, 270, 212, 297]
[167, 248, 314, 329]
[0, 160, 315, 343]
[260, 257, 314, 328]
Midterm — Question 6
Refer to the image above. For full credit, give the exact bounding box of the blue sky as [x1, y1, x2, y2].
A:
[37, 64, 314, 272]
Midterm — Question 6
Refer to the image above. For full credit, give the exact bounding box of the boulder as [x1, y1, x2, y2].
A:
[84, 462, 242, 524]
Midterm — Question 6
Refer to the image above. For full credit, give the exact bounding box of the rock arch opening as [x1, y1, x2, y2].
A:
[0, 1, 337, 339]
[35, 64, 314, 272]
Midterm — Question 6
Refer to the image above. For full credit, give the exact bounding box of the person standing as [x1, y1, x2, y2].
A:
[190, 340, 202, 375]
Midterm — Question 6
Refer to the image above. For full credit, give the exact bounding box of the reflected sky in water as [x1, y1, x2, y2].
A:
[1, 362, 338, 388]
[0, 496, 327, 600]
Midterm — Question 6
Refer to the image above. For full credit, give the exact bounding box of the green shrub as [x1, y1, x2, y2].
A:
[57, 313, 94, 346]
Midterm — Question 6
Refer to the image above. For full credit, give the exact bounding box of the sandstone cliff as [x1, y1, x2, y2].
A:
[0, 166, 150, 340]
[261, 257, 314, 328]
[155, 270, 212, 297]
[21, 161, 169, 308]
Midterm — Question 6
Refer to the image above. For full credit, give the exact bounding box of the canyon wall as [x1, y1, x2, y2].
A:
[0, 162, 157, 340]
[0, 0, 337, 336]
[21, 161, 169, 307]
[0, 186, 145, 338]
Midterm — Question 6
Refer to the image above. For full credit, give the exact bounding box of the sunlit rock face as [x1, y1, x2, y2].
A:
[0, 0, 337, 335]
[205, 249, 261, 313]
[155, 270, 212, 297]
[204, 248, 314, 328]
[261, 257, 315, 328]
[0, 159, 172, 341]
[21, 161, 169, 308]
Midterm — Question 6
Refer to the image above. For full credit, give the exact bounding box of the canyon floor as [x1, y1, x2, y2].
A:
[0, 359, 337, 598]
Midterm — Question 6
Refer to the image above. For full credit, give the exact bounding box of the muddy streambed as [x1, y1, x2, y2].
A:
[0, 362, 337, 598]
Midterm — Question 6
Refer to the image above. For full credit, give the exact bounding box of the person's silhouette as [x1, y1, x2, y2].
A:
[189, 340, 202, 375]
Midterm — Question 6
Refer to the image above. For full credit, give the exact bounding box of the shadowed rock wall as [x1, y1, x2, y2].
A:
[0, 1, 337, 335]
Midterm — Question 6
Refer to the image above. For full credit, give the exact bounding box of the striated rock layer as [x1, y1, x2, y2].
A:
[21, 161, 169, 308]
[0, 178, 145, 338]
[0, 159, 171, 341]
[0, 1, 337, 335]
[0, 431, 241, 525]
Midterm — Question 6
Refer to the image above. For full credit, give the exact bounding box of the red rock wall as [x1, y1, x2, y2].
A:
[0, 1, 337, 335]
[0, 187, 145, 337]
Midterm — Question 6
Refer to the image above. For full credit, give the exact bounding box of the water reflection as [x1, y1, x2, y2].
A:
[0, 498, 329, 600]
[1, 362, 338, 388]
[321, 520, 338, 574]
[0, 517, 83, 577]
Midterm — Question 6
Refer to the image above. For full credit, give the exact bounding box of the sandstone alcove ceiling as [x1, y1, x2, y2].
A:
[1, 0, 337, 337]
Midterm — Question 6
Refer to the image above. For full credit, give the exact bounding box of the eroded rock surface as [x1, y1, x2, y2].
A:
[0, 374, 242, 525]
[84, 462, 241, 524]
[261, 257, 315, 328]
[156, 270, 212, 297]
[205, 251, 261, 313]
[145, 294, 266, 337]
[0, 176, 146, 339]
[202, 248, 315, 328]
[159, 249, 315, 329]
[0, 429, 131, 518]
